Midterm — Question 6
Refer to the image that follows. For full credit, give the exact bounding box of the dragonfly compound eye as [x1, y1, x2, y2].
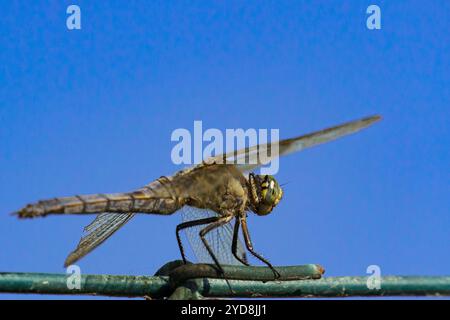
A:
[256, 175, 283, 215]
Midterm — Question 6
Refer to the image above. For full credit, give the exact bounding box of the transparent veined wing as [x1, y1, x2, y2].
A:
[201, 115, 381, 172]
[62, 176, 182, 266]
[181, 206, 248, 265]
[64, 212, 135, 266]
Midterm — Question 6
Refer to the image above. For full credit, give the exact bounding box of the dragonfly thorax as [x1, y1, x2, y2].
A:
[248, 173, 283, 216]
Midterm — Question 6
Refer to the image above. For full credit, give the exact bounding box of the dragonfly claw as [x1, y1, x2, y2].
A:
[272, 268, 281, 280]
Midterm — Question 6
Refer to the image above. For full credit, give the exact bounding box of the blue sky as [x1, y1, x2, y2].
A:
[0, 1, 449, 299]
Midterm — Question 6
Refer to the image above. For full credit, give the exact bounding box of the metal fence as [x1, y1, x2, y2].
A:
[1, 261, 449, 299]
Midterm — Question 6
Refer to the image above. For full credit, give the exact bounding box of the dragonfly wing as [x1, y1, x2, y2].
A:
[202, 115, 381, 172]
[181, 207, 247, 265]
[64, 212, 135, 266]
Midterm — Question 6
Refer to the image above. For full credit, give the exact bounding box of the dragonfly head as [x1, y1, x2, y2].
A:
[248, 174, 283, 216]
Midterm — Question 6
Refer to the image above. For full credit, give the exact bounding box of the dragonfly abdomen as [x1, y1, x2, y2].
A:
[15, 193, 139, 218]
[15, 185, 184, 218]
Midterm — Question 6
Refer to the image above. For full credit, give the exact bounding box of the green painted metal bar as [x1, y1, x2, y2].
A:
[189, 276, 450, 298]
[1, 272, 450, 298]
[0, 272, 172, 298]
[158, 263, 324, 287]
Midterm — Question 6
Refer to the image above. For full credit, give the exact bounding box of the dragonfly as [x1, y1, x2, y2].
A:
[15, 115, 381, 279]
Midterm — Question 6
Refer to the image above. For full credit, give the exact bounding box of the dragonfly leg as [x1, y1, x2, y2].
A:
[175, 216, 220, 264]
[231, 218, 250, 266]
[240, 216, 281, 280]
[199, 216, 233, 275]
